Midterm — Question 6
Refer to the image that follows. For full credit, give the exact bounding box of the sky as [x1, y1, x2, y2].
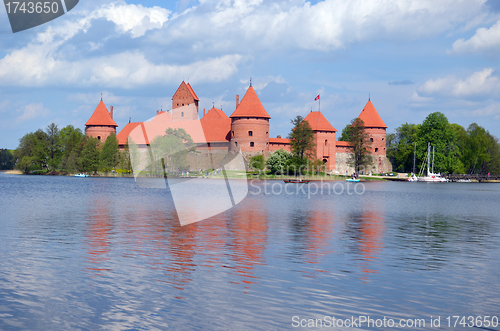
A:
[1, 0, 500, 149]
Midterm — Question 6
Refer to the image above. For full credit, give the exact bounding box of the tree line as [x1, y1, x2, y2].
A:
[386, 112, 500, 175]
[11, 123, 131, 174]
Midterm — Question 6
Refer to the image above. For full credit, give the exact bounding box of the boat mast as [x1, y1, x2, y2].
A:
[413, 142, 416, 174]
[432, 145, 435, 174]
[427, 142, 431, 176]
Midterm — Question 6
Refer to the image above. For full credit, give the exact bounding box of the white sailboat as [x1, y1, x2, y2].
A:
[417, 143, 448, 182]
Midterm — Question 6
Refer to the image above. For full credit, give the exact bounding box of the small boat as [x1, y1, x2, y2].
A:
[417, 143, 448, 182]
[408, 174, 418, 182]
[75, 173, 88, 177]
[346, 178, 360, 182]
[284, 179, 310, 184]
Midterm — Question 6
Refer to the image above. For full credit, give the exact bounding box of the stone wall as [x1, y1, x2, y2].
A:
[333, 152, 393, 175]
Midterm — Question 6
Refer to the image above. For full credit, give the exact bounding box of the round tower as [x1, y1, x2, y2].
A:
[85, 100, 117, 142]
[357, 99, 387, 156]
[229, 85, 270, 154]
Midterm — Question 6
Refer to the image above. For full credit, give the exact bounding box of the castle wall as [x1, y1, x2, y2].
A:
[313, 131, 336, 171]
[365, 127, 387, 156]
[269, 143, 290, 153]
[230, 117, 270, 153]
[86, 126, 116, 143]
[334, 152, 393, 175]
[172, 85, 198, 120]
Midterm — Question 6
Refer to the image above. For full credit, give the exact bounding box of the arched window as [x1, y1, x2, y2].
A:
[325, 139, 327, 145]
[370, 138, 373, 142]
[249, 131, 253, 136]
[97, 136, 101, 141]
[375, 148, 379, 152]
[250, 142, 254, 147]
[181, 112, 184, 117]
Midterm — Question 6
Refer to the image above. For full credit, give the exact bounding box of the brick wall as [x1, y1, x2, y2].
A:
[230, 117, 270, 153]
[86, 126, 116, 143]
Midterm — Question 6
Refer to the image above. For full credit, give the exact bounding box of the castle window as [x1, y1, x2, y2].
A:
[232, 131, 234, 137]
[250, 142, 254, 147]
[182, 104, 184, 106]
[375, 148, 379, 152]
[235, 142, 238, 146]
[177, 103, 179, 106]
[181, 112, 184, 117]
[382, 138, 384, 141]
[325, 139, 327, 145]
[249, 131, 253, 136]
[97, 136, 101, 141]
[266, 132, 268, 135]
[370, 138, 373, 142]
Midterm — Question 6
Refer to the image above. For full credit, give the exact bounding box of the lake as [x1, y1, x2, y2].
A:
[0, 173, 499, 330]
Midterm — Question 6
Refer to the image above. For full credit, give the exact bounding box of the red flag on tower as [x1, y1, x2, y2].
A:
[315, 95, 320, 101]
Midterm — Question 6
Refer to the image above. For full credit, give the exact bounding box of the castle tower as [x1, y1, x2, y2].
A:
[172, 81, 199, 120]
[357, 100, 387, 156]
[304, 111, 337, 171]
[85, 100, 117, 142]
[229, 85, 270, 153]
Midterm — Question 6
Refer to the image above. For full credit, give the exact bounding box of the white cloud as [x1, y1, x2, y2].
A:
[240, 75, 287, 91]
[451, 20, 500, 54]
[410, 91, 433, 103]
[157, 0, 487, 52]
[417, 68, 500, 98]
[15, 103, 51, 123]
[0, 46, 242, 88]
[468, 102, 500, 119]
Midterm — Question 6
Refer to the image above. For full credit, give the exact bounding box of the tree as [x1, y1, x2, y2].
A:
[45, 123, 61, 170]
[100, 133, 119, 173]
[14, 129, 49, 173]
[417, 112, 462, 174]
[249, 154, 266, 172]
[346, 117, 372, 177]
[289, 115, 315, 160]
[0, 149, 14, 170]
[150, 128, 195, 174]
[267, 149, 292, 175]
[81, 137, 100, 174]
[59, 125, 86, 173]
[462, 123, 490, 174]
[483, 132, 500, 175]
[338, 124, 352, 142]
[386, 123, 419, 172]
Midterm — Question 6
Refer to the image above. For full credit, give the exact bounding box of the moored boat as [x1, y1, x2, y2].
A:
[74, 173, 88, 177]
[346, 178, 360, 182]
[284, 179, 310, 184]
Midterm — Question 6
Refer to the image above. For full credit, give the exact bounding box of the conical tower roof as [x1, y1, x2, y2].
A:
[230, 86, 270, 119]
[358, 100, 387, 128]
[85, 100, 117, 127]
[304, 111, 337, 132]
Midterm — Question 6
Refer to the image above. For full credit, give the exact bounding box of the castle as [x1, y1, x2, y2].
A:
[84, 81, 392, 174]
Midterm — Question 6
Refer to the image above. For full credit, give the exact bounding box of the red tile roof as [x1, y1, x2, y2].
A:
[117, 122, 141, 145]
[203, 107, 229, 120]
[186, 82, 199, 101]
[358, 100, 387, 128]
[269, 138, 290, 144]
[201, 107, 231, 142]
[230, 86, 271, 119]
[85, 100, 117, 127]
[304, 111, 337, 132]
[336, 141, 350, 147]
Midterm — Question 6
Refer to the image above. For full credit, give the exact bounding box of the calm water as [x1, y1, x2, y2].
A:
[0, 173, 499, 330]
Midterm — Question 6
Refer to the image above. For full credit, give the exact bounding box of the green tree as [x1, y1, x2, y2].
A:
[417, 112, 462, 174]
[267, 149, 292, 175]
[249, 154, 266, 172]
[59, 125, 86, 173]
[346, 118, 372, 177]
[0, 149, 14, 170]
[288, 115, 315, 175]
[100, 133, 120, 173]
[45, 123, 61, 170]
[338, 124, 352, 142]
[150, 128, 195, 174]
[462, 123, 490, 174]
[386, 123, 419, 172]
[81, 137, 100, 174]
[483, 132, 500, 175]
[14, 129, 49, 173]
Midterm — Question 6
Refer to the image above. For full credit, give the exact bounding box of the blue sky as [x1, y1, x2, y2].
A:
[1, 0, 500, 149]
